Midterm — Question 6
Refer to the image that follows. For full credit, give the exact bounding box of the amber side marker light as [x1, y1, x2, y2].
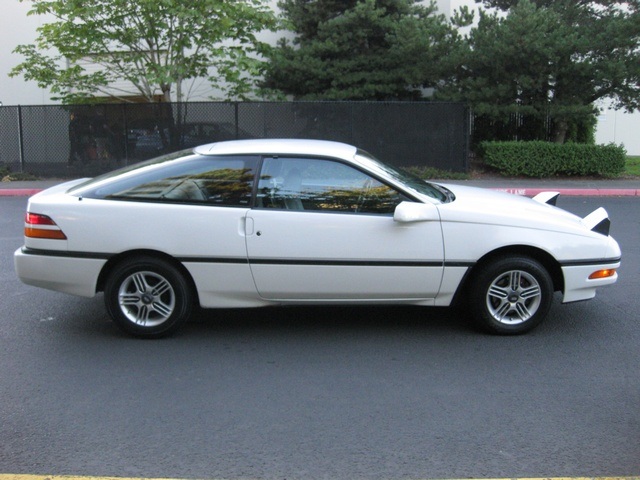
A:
[589, 269, 616, 280]
[24, 213, 67, 240]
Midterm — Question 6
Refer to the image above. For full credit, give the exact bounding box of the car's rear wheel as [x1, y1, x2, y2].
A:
[469, 256, 553, 335]
[104, 256, 193, 338]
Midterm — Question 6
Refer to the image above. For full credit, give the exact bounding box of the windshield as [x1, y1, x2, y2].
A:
[355, 150, 452, 203]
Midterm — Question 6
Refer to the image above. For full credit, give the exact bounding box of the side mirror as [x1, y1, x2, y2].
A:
[393, 201, 439, 223]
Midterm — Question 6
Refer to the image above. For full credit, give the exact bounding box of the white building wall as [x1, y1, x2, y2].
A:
[596, 109, 640, 156]
[0, 0, 56, 105]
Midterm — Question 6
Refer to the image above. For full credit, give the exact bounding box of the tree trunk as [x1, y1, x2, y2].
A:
[551, 119, 568, 144]
[162, 85, 172, 103]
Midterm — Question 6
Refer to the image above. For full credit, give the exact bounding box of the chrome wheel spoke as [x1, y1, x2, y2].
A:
[514, 301, 532, 320]
[152, 300, 173, 318]
[494, 301, 512, 319]
[151, 279, 172, 297]
[520, 285, 541, 300]
[120, 293, 140, 305]
[488, 285, 509, 300]
[136, 305, 151, 325]
[509, 271, 521, 291]
[131, 273, 148, 294]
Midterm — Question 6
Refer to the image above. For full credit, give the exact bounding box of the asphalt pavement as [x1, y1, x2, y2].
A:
[2, 196, 639, 478]
[1, 176, 639, 196]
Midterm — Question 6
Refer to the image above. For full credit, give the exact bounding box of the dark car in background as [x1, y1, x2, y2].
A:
[129, 121, 253, 158]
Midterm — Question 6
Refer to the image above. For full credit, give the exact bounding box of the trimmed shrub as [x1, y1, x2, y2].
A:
[478, 141, 626, 177]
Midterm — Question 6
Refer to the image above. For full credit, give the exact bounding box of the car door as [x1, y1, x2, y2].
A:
[245, 156, 444, 301]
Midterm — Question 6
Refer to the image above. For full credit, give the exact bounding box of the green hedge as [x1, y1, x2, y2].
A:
[478, 141, 626, 177]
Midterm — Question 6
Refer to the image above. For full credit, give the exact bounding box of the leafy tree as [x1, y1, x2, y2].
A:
[10, 0, 277, 103]
[262, 0, 461, 100]
[437, 0, 640, 143]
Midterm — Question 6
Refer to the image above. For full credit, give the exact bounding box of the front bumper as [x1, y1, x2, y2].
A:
[561, 259, 621, 303]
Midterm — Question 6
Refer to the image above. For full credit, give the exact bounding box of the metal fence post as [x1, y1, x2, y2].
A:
[234, 102, 239, 139]
[17, 105, 25, 173]
[122, 103, 130, 165]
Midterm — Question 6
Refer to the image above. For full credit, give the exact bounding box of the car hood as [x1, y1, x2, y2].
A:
[433, 182, 594, 234]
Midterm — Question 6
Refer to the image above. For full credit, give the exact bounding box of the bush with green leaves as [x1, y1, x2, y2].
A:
[403, 166, 469, 180]
[478, 141, 626, 178]
[0, 164, 39, 181]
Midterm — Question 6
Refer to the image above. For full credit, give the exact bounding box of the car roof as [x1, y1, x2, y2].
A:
[193, 139, 358, 159]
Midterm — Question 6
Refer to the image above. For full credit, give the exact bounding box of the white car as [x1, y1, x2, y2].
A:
[14, 139, 621, 337]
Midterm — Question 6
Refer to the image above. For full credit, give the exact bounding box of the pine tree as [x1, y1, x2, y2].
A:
[437, 0, 640, 143]
[262, 0, 459, 100]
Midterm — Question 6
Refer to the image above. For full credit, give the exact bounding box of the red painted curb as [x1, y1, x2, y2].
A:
[0, 189, 43, 197]
[492, 188, 640, 197]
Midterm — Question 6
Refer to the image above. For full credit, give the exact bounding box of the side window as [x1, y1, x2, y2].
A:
[256, 157, 406, 214]
[97, 155, 258, 206]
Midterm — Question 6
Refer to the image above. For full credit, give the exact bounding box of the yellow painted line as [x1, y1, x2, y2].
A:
[0, 477, 191, 480]
[1, 476, 639, 480]
[0, 477, 199, 480]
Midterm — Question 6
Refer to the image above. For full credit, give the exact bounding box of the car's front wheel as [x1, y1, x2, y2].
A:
[469, 256, 553, 335]
[104, 256, 193, 338]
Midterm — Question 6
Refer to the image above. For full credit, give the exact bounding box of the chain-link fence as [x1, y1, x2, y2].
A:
[0, 101, 470, 178]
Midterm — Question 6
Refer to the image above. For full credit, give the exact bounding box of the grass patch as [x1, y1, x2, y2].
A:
[626, 156, 640, 177]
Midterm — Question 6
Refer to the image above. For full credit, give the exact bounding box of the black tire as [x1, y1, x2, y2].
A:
[469, 256, 553, 335]
[104, 256, 193, 338]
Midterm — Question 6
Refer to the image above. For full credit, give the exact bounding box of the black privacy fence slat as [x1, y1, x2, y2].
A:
[0, 101, 470, 178]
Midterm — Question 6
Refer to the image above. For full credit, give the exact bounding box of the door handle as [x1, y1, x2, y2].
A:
[242, 216, 254, 236]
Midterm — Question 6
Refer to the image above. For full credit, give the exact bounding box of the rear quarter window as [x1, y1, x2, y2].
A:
[80, 154, 259, 207]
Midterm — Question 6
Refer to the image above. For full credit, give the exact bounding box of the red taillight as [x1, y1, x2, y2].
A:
[26, 212, 57, 225]
[24, 213, 67, 240]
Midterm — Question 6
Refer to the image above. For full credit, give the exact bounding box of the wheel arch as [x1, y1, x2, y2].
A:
[452, 245, 564, 306]
[96, 249, 200, 305]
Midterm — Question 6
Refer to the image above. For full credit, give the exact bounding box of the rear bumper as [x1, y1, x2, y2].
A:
[14, 247, 106, 298]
